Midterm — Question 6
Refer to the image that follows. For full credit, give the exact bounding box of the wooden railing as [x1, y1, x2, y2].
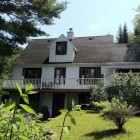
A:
[3, 78, 104, 89]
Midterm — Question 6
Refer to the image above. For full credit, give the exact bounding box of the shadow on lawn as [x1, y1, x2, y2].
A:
[84, 129, 126, 139]
[84, 110, 99, 114]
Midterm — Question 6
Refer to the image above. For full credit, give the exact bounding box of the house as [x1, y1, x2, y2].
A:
[3, 29, 140, 117]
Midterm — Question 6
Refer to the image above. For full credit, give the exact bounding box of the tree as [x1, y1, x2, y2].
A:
[90, 81, 108, 102]
[116, 25, 123, 43]
[106, 73, 140, 108]
[0, 46, 23, 101]
[122, 23, 128, 43]
[128, 5, 140, 46]
[116, 23, 128, 43]
[0, 0, 67, 56]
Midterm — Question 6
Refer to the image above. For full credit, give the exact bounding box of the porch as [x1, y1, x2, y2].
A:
[3, 78, 105, 90]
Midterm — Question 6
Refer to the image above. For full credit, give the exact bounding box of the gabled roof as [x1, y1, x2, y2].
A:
[14, 35, 140, 66]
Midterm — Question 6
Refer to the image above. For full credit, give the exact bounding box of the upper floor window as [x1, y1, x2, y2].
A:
[79, 67, 101, 78]
[56, 41, 67, 55]
[54, 67, 66, 84]
[22, 68, 42, 79]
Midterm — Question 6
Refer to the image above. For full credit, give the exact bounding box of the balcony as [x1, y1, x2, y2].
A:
[3, 78, 104, 90]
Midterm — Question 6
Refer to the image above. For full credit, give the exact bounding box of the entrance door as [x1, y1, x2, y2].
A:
[52, 93, 65, 117]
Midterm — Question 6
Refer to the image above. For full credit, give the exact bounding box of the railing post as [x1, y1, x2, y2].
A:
[41, 79, 42, 89]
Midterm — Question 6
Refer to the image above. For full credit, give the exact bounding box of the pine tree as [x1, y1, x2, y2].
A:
[0, 0, 67, 56]
[116, 23, 129, 43]
[122, 23, 128, 43]
[116, 25, 123, 43]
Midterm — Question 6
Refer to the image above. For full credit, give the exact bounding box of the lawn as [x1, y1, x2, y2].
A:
[46, 110, 140, 140]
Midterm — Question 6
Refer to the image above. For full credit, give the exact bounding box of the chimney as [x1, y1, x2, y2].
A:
[67, 28, 74, 41]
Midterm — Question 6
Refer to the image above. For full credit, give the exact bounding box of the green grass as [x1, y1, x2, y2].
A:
[46, 110, 140, 140]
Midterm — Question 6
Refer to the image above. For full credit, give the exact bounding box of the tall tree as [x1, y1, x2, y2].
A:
[116, 23, 129, 43]
[122, 22, 128, 43]
[116, 25, 123, 43]
[128, 5, 140, 46]
[0, 46, 23, 101]
[0, 0, 67, 56]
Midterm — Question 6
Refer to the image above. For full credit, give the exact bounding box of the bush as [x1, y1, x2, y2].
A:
[102, 98, 135, 131]
[107, 73, 140, 107]
[90, 81, 108, 102]
[92, 101, 110, 112]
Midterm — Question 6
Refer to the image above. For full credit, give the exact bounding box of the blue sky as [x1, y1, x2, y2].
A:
[32, 0, 140, 41]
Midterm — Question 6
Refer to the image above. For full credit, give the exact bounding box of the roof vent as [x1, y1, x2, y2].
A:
[67, 28, 74, 41]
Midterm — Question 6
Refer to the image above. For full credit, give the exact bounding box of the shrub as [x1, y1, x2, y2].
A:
[90, 81, 108, 102]
[102, 98, 135, 131]
[0, 84, 50, 140]
[107, 73, 140, 107]
[92, 101, 110, 112]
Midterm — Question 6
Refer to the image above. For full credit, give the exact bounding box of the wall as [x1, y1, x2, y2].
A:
[12, 67, 23, 79]
[41, 92, 79, 117]
[101, 67, 114, 86]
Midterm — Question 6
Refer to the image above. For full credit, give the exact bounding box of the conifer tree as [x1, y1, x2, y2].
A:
[116, 25, 123, 43]
[122, 23, 128, 43]
[116, 23, 128, 43]
[0, 0, 67, 56]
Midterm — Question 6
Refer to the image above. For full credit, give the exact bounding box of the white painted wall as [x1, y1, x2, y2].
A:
[101, 67, 114, 86]
[65, 93, 79, 107]
[42, 67, 54, 79]
[41, 92, 79, 117]
[101, 67, 113, 76]
[49, 34, 75, 63]
[66, 67, 79, 78]
[12, 67, 23, 79]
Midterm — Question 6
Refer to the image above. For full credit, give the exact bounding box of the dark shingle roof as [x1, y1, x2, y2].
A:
[14, 35, 140, 65]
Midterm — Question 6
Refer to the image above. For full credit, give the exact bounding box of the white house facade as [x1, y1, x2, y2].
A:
[3, 29, 140, 117]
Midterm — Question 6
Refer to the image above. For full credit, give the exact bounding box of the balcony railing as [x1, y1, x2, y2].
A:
[3, 78, 104, 90]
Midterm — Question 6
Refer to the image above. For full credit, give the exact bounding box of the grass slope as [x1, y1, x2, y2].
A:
[46, 110, 140, 140]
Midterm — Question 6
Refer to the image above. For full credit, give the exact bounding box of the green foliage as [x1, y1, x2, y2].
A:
[0, 83, 50, 140]
[108, 73, 140, 107]
[0, 0, 67, 56]
[128, 5, 140, 46]
[90, 80, 108, 102]
[102, 98, 135, 131]
[116, 23, 129, 43]
[59, 100, 81, 140]
[0, 46, 23, 102]
[19, 104, 37, 115]
[92, 101, 110, 112]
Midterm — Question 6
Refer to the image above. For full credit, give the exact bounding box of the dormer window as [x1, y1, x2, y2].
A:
[56, 41, 67, 55]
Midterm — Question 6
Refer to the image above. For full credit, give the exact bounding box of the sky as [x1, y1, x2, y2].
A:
[29, 0, 140, 45]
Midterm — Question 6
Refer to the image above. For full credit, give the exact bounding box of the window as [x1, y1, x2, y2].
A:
[54, 67, 66, 84]
[22, 68, 42, 79]
[56, 42, 67, 55]
[79, 67, 101, 78]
